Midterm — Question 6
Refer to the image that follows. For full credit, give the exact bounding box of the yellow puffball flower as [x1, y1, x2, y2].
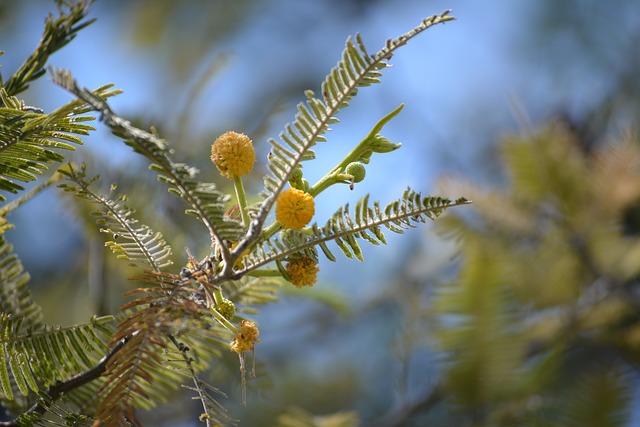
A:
[286, 256, 319, 288]
[211, 131, 256, 179]
[230, 320, 260, 354]
[276, 188, 315, 229]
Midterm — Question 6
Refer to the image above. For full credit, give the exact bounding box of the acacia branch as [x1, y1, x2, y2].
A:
[0, 334, 131, 426]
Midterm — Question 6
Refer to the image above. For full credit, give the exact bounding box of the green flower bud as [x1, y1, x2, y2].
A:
[345, 162, 366, 183]
[358, 150, 372, 164]
[289, 167, 303, 182]
[288, 167, 305, 190]
[369, 134, 401, 153]
[217, 299, 236, 320]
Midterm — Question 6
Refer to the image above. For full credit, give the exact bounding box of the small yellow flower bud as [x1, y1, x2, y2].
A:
[286, 256, 319, 288]
[230, 320, 260, 354]
[275, 188, 315, 229]
[211, 131, 256, 179]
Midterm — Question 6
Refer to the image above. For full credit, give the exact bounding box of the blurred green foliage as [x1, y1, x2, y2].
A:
[430, 123, 640, 426]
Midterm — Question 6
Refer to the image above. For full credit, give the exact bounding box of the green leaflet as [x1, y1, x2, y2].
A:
[250, 10, 455, 237]
[240, 190, 470, 271]
[0, 85, 118, 202]
[50, 70, 245, 256]
[1, 1, 95, 98]
[0, 345, 12, 401]
[0, 236, 42, 327]
[0, 313, 113, 404]
[221, 275, 281, 316]
[58, 164, 174, 272]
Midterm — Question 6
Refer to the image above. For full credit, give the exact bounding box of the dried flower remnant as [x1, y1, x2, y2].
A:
[230, 320, 260, 354]
[286, 256, 320, 288]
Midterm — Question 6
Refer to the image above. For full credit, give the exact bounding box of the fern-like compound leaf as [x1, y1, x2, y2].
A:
[58, 164, 173, 272]
[241, 189, 470, 271]
[0, 313, 113, 408]
[50, 70, 244, 261]
[221, 275, 281, 316]
[0, 84, 118, 202]
[250, 10, 455, 239]
[165, 338, 231, 426]
[1, 1, 94, 97]
[0, 236, 43, 328]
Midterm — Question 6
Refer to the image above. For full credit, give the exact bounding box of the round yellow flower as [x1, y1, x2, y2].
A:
[286, 256, 319, 288]
[211, 131, 256, 179]
[230, 320, 260, 354]
[276, 188, 315, 229]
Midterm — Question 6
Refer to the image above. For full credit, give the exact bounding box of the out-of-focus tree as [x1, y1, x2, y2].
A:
[433, 123, 640, 426]
[361, 2, 640, 424]
[369, 123, 640, 427]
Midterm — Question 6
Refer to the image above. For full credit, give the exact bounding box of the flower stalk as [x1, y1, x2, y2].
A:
[233, 175, 250, 227]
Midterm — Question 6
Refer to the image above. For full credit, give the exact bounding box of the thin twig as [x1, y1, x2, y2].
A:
[167, 334, 213, 427]
[0, 334, 131, 426]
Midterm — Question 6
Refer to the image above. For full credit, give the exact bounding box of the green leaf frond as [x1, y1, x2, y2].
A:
[16, 396, 94, 427]
[0, 1, 115, 206]
[58, 164, 173, 272]
[221, 275, 281, 316]
[241, 189, 470, 271]
[0, 84, 119, 203]
[1, 0, 94, 97]
[50, 70, 244, 263]
[0, 236, 42, 327]
[434, 267, 526, 408]
[250, 11, 455, 236]
[0, 313, 113, 406]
